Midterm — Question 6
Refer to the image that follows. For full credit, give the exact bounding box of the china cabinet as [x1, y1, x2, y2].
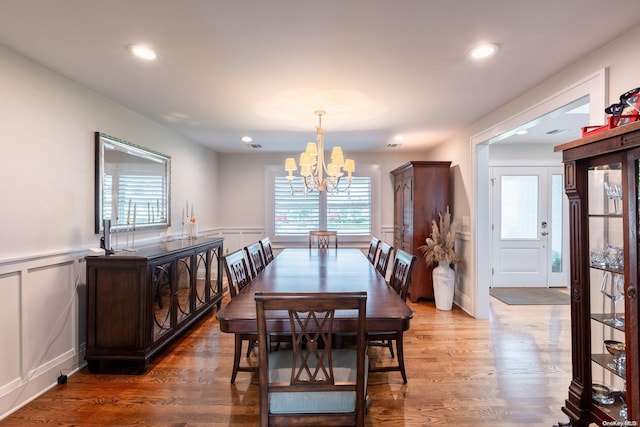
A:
[85, 237, 223, 372]
[555, 121, 640, 426]
[391, 161, 451, 302]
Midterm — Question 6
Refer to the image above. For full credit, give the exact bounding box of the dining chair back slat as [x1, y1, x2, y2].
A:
[308, 230, 338, 249]
[259, 236, 275, 264]
[375, 242, 393, 278]
[389, 249, 417, 302]
[366, 237, 381, 265]
[245, 242, 266, 278]
[223, 249, 251, 297]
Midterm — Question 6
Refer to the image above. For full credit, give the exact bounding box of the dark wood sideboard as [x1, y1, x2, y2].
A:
[85, 237, 224, 372]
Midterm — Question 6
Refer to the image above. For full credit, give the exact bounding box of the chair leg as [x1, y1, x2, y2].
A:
[246, 339, 256, 358]
[386, 338, 395, 358]
[396, 331, 407, 384]
[231, 334, 243, 384]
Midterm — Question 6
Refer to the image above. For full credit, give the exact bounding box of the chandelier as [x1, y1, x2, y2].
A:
[284, 110, 355, 194]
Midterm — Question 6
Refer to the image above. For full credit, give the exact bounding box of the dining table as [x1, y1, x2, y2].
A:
[216, 248, 414, 334]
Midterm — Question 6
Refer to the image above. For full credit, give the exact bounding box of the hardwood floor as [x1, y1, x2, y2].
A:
[2, 293, 572, 426]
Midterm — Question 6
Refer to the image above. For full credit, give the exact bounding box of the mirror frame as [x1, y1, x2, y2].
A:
[95, 132, 171, 233]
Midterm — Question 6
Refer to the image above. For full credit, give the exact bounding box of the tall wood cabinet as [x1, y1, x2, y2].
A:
[391, 161, 451, 302]
[85, 237, 224, 372]
[555, 121, 639, 426]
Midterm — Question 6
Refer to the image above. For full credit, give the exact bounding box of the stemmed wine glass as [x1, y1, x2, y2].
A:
[600, 273, 625, 327]
[604, 181, 623, 215]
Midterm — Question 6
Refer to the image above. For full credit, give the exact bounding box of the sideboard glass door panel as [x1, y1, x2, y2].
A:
[175, 256, 192, 324]
[194, 250, 208, 310]
[153, 261, 173, 340]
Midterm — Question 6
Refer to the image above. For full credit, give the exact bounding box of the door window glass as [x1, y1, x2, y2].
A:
[551, 174, 563, 273]
[500, 175, 539, 239]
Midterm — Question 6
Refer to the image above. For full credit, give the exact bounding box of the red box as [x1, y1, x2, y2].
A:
[581, 114, 640, 137]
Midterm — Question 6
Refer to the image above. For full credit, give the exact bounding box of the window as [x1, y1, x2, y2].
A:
[326, 178, 371, 235]
[267, 165, 380, 241]
[274, 178, 320, 235]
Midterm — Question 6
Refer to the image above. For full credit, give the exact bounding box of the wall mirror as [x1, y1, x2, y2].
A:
[95, 132, 171, 233]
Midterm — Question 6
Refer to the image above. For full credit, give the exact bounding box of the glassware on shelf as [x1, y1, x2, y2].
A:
[604, 181, 623, 214]
[590, 248, 607, 267]
[604, 339, 626, 374]
[620, 383, 628, 421]
[620, 404, 628, 422]
[600, 273, 625, 327]
[606, 245, 624, 269]
[590, 245, 624, 270]
[592, 383, 615, 405]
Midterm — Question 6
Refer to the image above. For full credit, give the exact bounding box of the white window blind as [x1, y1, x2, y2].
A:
[327, 177, 371, 235]
[273, 176, 371, 236]
[274, 177, 320, 235]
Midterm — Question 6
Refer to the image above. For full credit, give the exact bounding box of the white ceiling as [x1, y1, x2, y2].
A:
[1, 1, 639, 153]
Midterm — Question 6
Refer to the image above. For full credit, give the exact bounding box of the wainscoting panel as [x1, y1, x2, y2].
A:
[0, 252, 86, 420]
[211, 228, 264, 254]
[0, 271, 21, 396]
[23, 262, 77, 374]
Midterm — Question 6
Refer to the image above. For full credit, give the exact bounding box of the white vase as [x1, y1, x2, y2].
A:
[433, 260, 455, 310]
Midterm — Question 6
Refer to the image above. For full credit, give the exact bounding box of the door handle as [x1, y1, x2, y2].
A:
[541, 231, 549, 236]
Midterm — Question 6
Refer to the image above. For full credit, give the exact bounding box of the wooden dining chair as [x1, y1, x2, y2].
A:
[255, 291, 368, 427]
[375, 241, 393, 278]
[366, 236, 381, 265]
[223, 249, 258, 384]
[308, 230, 338, 249]
[368, 249, 416, 384]
[245, 241, 266, 278]
[259, 236, 275, 265]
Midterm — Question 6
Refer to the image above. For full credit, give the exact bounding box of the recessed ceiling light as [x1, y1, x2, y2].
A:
[126, 44, 157, 61]
[241, 136, 253, 143]
[470, 43, 499, 60]
[394, 135, 405, 142]
[516, 130, 528, 135]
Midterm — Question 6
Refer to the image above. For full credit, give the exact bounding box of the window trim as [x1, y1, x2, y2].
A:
[265, 164, 381, 246]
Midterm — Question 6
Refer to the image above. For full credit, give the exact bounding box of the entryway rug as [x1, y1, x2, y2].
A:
[490, 287, 570, 305]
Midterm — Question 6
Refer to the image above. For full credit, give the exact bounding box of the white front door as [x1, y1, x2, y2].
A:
[491, 166, 567, 287]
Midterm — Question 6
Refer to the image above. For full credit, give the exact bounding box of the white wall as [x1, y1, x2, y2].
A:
[0, 45, 219, 418]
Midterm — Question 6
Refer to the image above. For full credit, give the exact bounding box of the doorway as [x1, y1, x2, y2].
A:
[490, 166, 566, 287]
[470, 68, 606, 319]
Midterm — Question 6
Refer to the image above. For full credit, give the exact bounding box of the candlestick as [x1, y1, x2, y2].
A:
[127, 199, 132, 224]
[133, 203, 137, 228]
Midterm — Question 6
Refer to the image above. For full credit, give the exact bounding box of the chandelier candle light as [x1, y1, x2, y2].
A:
[284, 110, 355, 194]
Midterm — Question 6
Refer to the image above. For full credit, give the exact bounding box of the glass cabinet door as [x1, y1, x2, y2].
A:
[152, 261, 173, 340]
[209, 244, 222, 306]
[194, 249, 208, 310]
[587, 161, 627, 422]
[175, 256, 192, 324]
